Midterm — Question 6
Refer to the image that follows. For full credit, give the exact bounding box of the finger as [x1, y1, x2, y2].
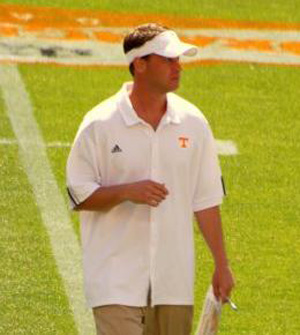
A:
[220, 292, 228, 304]
[151, 195, 164, 203]
[145, 190, 165, 202]
[220, 287, 231, 304]
[147, 184, 168, 199]
[151, 182, 169, 195]
[161, 183, 169, 195]
[150, 188, 167, 200]
[148, 199, 160, 207]
[212, 283, 221, 302]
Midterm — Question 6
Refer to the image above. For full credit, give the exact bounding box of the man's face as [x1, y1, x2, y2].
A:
[142, 54, 182, 93]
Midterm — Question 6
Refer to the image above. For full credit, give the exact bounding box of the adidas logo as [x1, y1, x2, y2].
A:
[111, 144, 122, 153]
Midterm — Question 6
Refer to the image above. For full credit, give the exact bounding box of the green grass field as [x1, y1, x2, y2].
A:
[1, 1, 300, 334]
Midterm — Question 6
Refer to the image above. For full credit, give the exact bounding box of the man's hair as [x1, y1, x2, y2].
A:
[123, 23, 169, 76]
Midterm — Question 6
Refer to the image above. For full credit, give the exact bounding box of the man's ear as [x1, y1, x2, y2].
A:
[133, 57, 147, 74]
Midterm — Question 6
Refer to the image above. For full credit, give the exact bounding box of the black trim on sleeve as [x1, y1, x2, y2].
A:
[67, 187, 80, 206]
[221, 176, 226, 196]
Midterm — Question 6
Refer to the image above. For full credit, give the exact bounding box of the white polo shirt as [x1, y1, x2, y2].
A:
[66, 82, 224, 308]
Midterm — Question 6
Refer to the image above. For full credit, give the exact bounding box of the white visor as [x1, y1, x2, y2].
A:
[125, 30, 198, 64]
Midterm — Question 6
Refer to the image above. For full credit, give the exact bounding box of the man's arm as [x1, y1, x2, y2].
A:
[194, 206, 235, 303]
[75, 180, 169, 211]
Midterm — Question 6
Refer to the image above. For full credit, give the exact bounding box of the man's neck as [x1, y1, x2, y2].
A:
[129, 82, 167, 130]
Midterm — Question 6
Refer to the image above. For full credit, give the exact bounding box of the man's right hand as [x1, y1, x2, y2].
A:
[123, 180, 169, 207]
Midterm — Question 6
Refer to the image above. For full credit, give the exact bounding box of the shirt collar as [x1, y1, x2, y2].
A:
[117, 82, 141, 126]
[164, 96, 181, 125]
[117, 82, 182, 127]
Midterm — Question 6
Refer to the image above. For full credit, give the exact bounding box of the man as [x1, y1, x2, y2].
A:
[66, 23, 234, 335]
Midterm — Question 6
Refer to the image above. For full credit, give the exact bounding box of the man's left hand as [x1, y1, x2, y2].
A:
[212, 265, 235, 303]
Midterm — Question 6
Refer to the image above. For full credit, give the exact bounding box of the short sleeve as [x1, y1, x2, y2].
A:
[66, 125, 102, 209]
[192, 123, 225, 212]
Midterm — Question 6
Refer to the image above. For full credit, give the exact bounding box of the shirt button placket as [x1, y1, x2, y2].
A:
[149, 130, 159, 305]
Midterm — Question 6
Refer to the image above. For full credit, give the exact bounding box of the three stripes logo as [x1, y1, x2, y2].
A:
[111, 144, 122, 153]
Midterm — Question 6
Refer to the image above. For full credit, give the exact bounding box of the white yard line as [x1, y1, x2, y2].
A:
[0, 64, 94, 335]
[216, 140, 238, 156]
[47, 140, 72, 148]
[0, 137, 17, 145]
[0, 138, 71, 147]
[0, 137, 239, 155]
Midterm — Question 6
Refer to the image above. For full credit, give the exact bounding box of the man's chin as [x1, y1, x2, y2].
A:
[168, 80, 180, 92]
[170, 82, 180, 92]
[158, 81, 180, 94]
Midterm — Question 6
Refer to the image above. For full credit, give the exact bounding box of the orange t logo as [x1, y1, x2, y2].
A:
[179, 136, 189, 148]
